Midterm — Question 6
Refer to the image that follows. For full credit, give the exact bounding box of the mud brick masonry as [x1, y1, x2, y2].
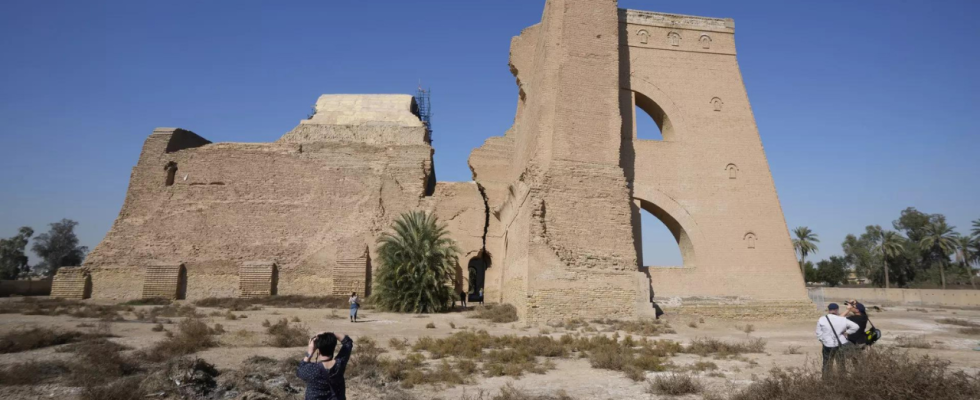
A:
[62, 1, 811, 322]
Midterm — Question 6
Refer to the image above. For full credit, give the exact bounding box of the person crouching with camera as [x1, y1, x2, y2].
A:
[297, 331, 354, 400]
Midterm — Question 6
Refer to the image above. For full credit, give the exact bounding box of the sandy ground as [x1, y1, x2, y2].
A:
[1, 299, 978, 399]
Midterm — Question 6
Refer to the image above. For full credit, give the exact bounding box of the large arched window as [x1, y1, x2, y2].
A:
[633, 92, 675, 141]
[635, 198, 695, 268]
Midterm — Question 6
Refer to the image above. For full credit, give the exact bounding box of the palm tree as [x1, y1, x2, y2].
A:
[871, 230, 905, 289]
[954, 235, 978, 290]
[919, 221, 958, 289]
[373, 211, 460, 313]
[972, 219, 980, 239]
[792, 227, 820, 277]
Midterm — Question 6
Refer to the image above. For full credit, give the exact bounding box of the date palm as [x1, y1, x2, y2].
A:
[919, 221, 958, 289]
[954, 235, 978, 290]
[792, 227, 820, 277]
[373, 211, 460, 313]
[972, 219, 980, 239]
[872, 230, 905, 289]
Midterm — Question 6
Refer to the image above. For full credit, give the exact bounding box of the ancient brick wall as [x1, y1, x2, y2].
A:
[619, 9, 808, 302]
[85, 96, 434, 301]
[51, 269, 90, 299]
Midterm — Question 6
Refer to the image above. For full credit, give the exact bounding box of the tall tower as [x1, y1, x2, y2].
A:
[619, 10, 807, 303]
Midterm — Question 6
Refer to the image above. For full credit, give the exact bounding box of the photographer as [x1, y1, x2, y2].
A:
[297, 331, 354, 400]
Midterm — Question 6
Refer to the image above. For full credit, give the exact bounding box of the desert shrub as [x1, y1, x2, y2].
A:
[373, 211, 460, 313]
[80, 375, 146, 400]
[470, 304, 519, 323]
[895, 335, 934, 349]
[683, 337, 767, 357]
[960, 327, 980, 335]
[730, 348, 980, 400]
[689, 361, 719, 372]
[461, 384, 572, 400]
[937, 318, 980, 328]
[389, 337, 410, 351]
[152, 323, 165, 332]
[195, 295, 356, 311]
[426, 322, 436, 329]
[0, 297, 128, 320]
[216, 356, 301, 398]
[0, 360, 71, 385]
[142, 318, 216, 361]
[592, 318, 675, 336]
[0, 327, 93, 353]
[648, 373, 703, 395]
[120, 298, 171, 306]
[140, 304, 202, 319]
[266, 318, 309, 347]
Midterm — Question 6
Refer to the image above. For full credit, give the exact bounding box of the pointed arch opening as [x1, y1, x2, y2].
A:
[633, 91, 675, 141]
[635, 198, 696, 268]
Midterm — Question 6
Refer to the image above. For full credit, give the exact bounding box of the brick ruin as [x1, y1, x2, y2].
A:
[64, 0, 811, 321]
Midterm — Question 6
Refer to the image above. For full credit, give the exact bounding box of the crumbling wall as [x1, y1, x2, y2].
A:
[86, 97, 434, 301]
[470, 0, 640, 322]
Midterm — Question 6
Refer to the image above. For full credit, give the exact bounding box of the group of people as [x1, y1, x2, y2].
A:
[816, 299, 874, 377]
[458, 288, 484, 308]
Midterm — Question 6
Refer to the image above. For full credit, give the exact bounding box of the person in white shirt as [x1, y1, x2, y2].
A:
[815, 303, 859, 378]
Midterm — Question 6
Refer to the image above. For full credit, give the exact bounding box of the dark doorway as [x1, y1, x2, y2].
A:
[176, 265, 187, 300]
[466, 251, 491, 302]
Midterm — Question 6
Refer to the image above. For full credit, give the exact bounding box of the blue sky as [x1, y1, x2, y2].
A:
[1, 1, 977, 267]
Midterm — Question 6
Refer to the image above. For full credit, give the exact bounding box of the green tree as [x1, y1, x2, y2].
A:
[0, 227, 34, 280]
[954, 235, 978, 290]
[31, 219, 88, 277]
[972, 218, 980, 239]
[373, 211, 460, 313]
[919, 221, 958, 289]
[803, 261, 818, 284]
[842, 234, 874, 280]
[792, 226, 820, 277]
[816, 256, 848, 287]
[870, 229, 905, 289]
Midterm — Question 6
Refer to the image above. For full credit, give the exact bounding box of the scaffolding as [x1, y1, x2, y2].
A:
[415, 85, 432, 143]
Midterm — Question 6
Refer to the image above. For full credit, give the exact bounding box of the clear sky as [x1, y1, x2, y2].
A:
[1, 1, 978, 267]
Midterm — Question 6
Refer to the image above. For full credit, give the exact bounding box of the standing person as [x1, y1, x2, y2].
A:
[297, 331, 354, 400]
[845, 301, 868, 347]
[348, 292, 359, 323]
[815, 303, 859, 378]
[479, 288, 484, 305]
[459, 290, 467, 308]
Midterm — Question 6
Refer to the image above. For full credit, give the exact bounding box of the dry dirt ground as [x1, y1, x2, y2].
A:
[1, 298, 978, 400]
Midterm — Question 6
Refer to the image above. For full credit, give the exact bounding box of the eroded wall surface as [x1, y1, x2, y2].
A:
[470, 0, 642, 323]
[85, 95, 435, 300]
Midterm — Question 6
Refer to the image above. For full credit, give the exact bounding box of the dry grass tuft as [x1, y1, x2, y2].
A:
[425, 322, 436, 329]
[937, 318, 980, 328]
[895, 335, 934, 349]
[648, 373, 703, 395]
[0, 327, 113, 354]
[0, 360, 72, 386]
[141, 317, 217, 361]
[731, 348, 980, 400]
[592, 318, 676, 336]
[784, 345, 802, 355]
[195, 295, 357, 311]
[0, 297, 129, 320]
[683, 337, 767, 358]
[265, 318, 310, 347]
[120, 298, 171, 306]
[470, 304, 519, 323]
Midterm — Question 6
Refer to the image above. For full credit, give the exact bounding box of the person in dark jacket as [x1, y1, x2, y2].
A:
[845, 301, 868, 346]
[297, 332, 354, 400]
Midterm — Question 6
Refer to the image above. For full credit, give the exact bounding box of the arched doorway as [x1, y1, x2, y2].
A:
[466, 251, 491, 301]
